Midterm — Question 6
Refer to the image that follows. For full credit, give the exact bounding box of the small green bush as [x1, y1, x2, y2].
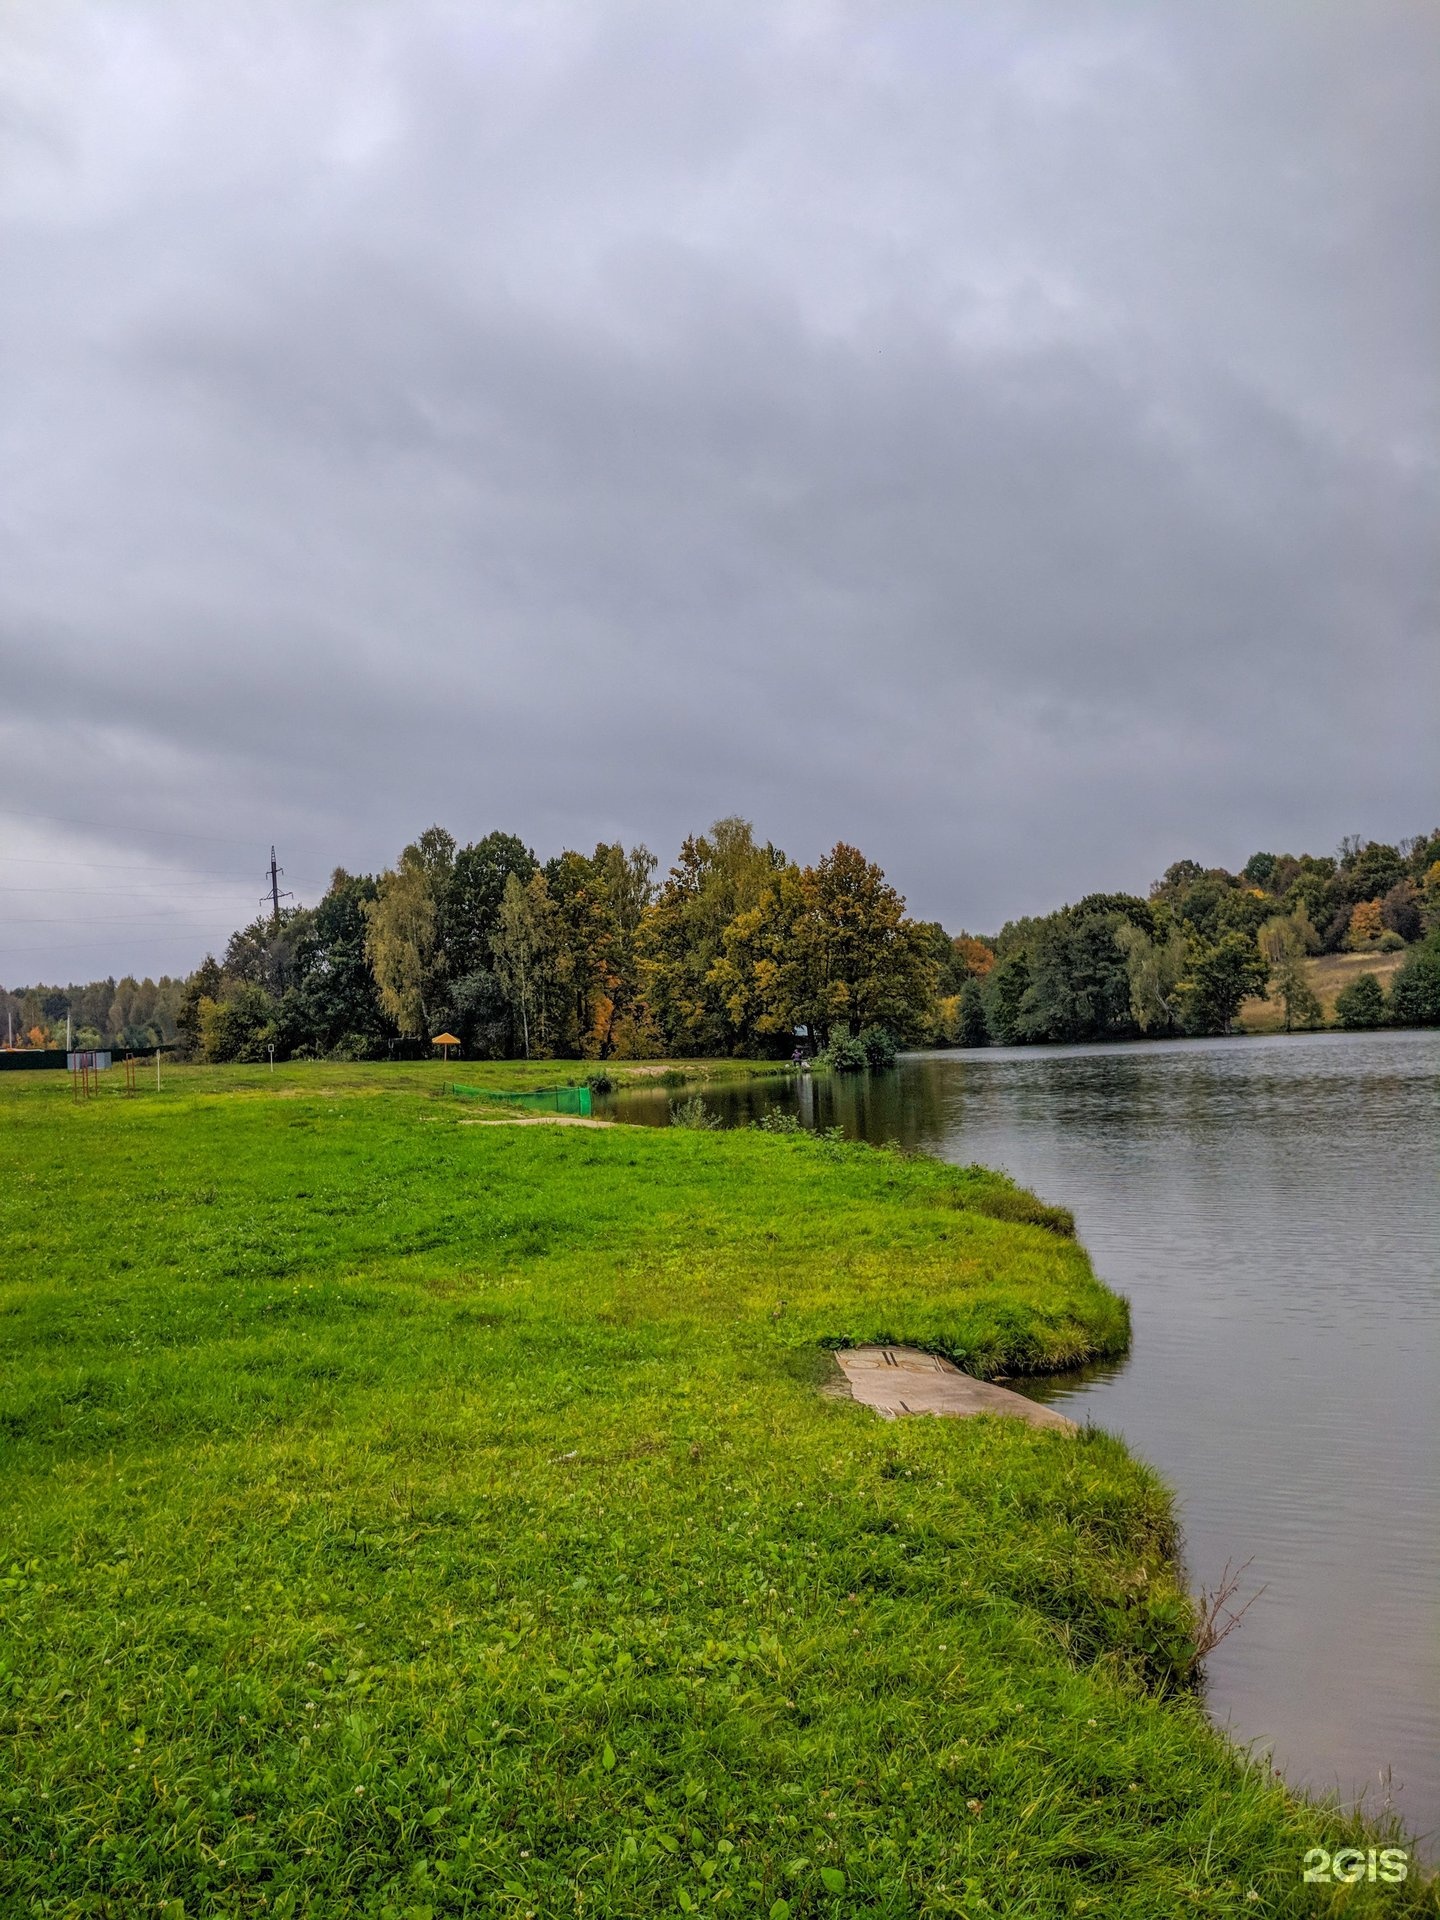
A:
[857, 1024, 898, 1070]
[327, 1031, 383, 1061]
[585, 1070, 615, 1094]
[669, 1094, 722, 1129]
[816, 1034, 867, 1073]
[1334, 973, 1386, 1030]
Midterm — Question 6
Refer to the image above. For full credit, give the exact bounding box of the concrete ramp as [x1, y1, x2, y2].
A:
[832, 1345, 1076, 1432]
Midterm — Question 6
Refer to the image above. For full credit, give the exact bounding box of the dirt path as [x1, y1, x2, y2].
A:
[458, 1114, 613, 1129]
[830, 1345, 1076, 1432]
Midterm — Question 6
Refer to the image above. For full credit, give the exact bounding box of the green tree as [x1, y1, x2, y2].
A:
[1150, 863, 1234, 943]
[444, 969, 512, 1059]
[746, 844, 935, 1048]
[983, 951, 1031, 1046]
[957, 976, 989, 1047]
[1259, 917, 1323, 1033]
[287, 870, 392, 1056]
[223, 911, 310, 999]
[491, 871, 569, 1058]
[544, 848, 613, 1052]
[1273, 952, 1322, 1032]
[1016, 910, 1137, 1043]
[589, 841, 658, 1056]
[535, 841, 658, 1057]
[1334, 973, 1386, 1031]
[1337, 840, 1405, 908]
[638, 819, 788, 1055]
[364, 830, 455, 1038]
[1421, 862, 1440, 936]
[198, 982, 277, 1063]
[177, 956, 223, 1055]
[104, 975, 181, 1051]
[1070, 892, 1155, 935]
[1115, 922, 1188, 1035]
[68, 978, 121, 1042]
[365, 862, 438, 1037]
[446, 832, 537, 979]
[1215, 889, 1271, 939]
[1281, 857, 1340, 944]
[912, 922, 974, 997]
[1387, 932, 1440, 1028]
[1178, 933, 1269, 1036]
[1379, 881, 1422, 943]
[857, 1024, 899, 1069]
[715, 865, 810, 1048]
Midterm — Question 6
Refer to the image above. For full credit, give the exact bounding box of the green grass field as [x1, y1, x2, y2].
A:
[1, 1065, 1430, 1917]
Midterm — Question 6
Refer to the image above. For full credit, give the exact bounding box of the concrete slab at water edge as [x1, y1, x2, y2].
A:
[831, 1345, 1077, 1432]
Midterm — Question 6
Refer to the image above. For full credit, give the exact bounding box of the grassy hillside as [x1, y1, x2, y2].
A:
[0, 1067, 1429, 1917]
[1235, 950, 1408, 1034]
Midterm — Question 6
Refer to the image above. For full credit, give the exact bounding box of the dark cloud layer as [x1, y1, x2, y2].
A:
[2, 0, 1436, 979]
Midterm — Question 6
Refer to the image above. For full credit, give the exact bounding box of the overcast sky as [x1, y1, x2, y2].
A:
[2, 0, 1436, 982]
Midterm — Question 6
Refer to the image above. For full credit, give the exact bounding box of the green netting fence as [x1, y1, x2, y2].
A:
[449, 1082, 593, 1117]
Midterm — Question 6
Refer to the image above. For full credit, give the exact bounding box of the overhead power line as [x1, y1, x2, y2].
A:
[2, 918, 244, 935]
[3, 890, 257, 906]
[0, 943, 216, 959]
[1, 876, 329, 895]
[0, 806, 278, 847]
[0, 855, 325, 878]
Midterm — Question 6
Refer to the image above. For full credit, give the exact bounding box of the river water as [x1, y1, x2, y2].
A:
[601, 1031, 1440, 1857]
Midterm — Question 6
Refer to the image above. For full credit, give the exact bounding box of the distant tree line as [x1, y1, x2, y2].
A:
[6, 824, 1438, 1063]
[0, 975, 186, 1053]
[66, 820, 944, 1065]
[939, 832, 1440, 1048]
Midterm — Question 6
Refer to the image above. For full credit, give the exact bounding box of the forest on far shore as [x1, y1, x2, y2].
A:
[5, 822, 1440, 1063]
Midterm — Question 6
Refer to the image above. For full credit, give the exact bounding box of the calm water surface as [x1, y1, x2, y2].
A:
[602, 1032, 1440, 1856]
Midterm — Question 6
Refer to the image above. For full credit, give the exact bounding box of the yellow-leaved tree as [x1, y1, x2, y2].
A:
[363, 828, 455, 1037]
[720, 843, 935, 1050]
[1347, 899, 1384, 950]
[1259, 916, 1323, 1031]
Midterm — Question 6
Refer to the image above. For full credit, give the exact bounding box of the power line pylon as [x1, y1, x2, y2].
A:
[261, 846, 294, 929]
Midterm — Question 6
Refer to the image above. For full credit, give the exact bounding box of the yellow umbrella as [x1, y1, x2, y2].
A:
[431, 1031, 461, 1062]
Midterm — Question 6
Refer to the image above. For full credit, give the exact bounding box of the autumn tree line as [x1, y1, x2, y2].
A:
[5, 823, 1439, 1063]
[190, 822, 940, 1065]
[945, 832, 1440, 1048]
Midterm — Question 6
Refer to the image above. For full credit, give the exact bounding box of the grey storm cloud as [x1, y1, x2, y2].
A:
[1, 0, 1436, 980]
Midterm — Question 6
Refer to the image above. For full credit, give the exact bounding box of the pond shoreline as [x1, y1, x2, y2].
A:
[600, 1030, 1440, 1870]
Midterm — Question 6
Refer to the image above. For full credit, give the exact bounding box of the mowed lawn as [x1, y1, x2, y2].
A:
[0, 1068, 1428, 1918]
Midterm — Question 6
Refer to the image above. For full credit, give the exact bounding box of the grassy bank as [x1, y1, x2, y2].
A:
[0, 1068, 1429, 1916]
[75, 1056, 798, 1101]
[1235, 951, 1407, 1034]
